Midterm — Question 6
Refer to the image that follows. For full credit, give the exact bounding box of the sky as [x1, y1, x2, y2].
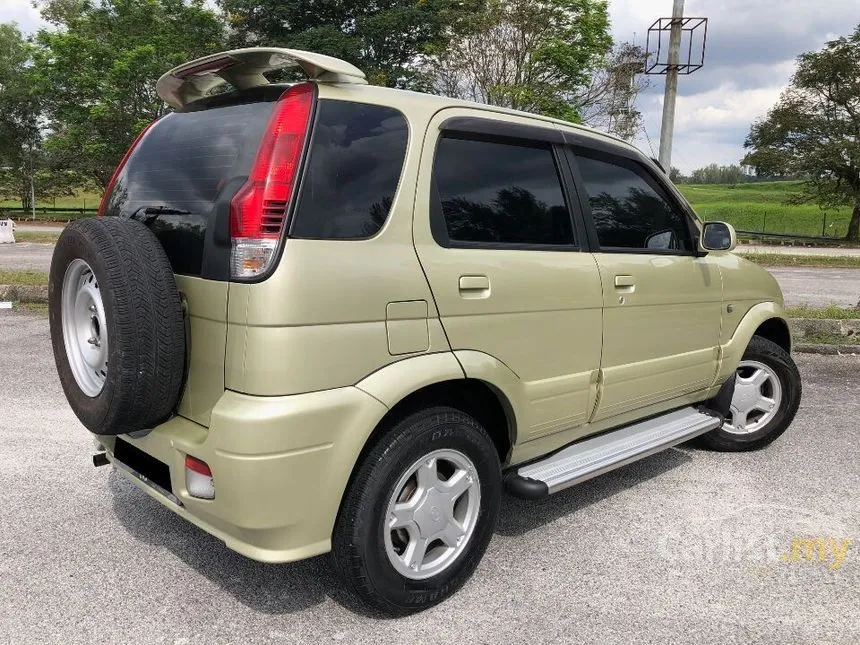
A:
[609, 0, 859, 172]
[3, 0, 859, 173]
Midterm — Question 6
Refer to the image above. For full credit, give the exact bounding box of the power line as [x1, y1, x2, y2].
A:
[640, 123, 657, 158]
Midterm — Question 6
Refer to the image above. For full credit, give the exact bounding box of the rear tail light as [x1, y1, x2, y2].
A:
[97, 121, 156, 216]
[230, 82, 315, 279]
[185, 455, 215, 499]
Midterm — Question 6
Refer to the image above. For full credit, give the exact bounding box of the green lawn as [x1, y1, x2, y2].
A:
[0, 270, 49, 285]
[785, 305, 860, 319]
[678, 181, 853, 238]
[0, 181, 855, 240]
[741, 253, 860, 268]
[0, 191, 101, 210]
[13, 231, 61, 243]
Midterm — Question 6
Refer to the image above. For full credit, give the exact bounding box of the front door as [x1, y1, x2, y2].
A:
[412, 109, 604, 442]
[569, 148, 722, 422]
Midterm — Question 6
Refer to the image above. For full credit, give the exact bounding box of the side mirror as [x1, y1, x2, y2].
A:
[701, 221, 736, 252]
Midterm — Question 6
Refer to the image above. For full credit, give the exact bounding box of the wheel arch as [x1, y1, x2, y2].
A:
[715, 301, 791, 385]
[753, 317, 791, 353]
[337, 355, 518, 542]
[355, 352, 518, 464]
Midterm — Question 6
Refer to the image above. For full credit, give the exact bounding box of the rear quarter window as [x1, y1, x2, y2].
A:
[290, 101, 409, 240]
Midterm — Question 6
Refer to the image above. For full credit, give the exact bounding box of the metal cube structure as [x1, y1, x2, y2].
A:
[645, 16, 708, 75]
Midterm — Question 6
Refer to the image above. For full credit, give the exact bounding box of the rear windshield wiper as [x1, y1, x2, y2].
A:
[129, 205, 192, 225]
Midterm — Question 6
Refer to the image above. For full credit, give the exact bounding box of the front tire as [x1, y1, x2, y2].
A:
[699, 335, 801, 451]
[331, 407, 501, 614]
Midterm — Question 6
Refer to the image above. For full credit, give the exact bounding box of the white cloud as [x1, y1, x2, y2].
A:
[0, 0, 46, 34]
[673, 83, 787, 133]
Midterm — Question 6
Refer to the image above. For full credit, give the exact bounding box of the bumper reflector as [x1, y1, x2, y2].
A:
[185, 455, 215, 499]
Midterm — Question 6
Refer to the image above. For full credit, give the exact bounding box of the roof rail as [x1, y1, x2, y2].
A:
[156, 47, 367, 109]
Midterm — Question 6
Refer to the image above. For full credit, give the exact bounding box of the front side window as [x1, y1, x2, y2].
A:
[575, 153, 692, 252]
[433, 136, 574, 247]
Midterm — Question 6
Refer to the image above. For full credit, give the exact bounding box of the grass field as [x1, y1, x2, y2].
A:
[677, 181, 854, 238]
[0, 192, 101, 211]
[741, 253, 860, 268]
[785, 305, 860, 319]
[13, 231, 61, 244]
[0, 181, 856, 240]
[0, 271, 49, 285]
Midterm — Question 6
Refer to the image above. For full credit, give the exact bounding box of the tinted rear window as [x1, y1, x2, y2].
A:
[103, 96, 277, 276]
[290, 101, 408, 239]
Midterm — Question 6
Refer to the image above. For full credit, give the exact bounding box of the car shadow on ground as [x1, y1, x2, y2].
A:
[108, 446, 693, 618]
[497, 446, 693, 536]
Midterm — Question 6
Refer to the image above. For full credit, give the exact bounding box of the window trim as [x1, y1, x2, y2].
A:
[567, 146, 700, 257]
[430, 131, 582, 252]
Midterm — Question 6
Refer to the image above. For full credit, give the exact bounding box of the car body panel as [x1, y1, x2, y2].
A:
[108, 384, 389, 563]
[412, 107, 605, 443]
[590, 252, 722, 421]
[174, 275, 228, 427]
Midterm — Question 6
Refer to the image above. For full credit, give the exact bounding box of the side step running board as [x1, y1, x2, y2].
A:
[505, 406, 722, 499]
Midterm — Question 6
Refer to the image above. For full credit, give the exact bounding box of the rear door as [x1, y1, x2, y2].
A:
[568, 147, 722, 422]
[413, 109, 604, 442]
[102, 87, 283, 425]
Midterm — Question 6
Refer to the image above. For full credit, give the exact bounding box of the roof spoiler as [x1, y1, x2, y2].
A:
[156, 47, 367, 109]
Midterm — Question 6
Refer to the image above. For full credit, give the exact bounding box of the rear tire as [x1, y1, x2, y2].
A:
[49, 217, 186, 435]
[699, 335, 801, 451]
[331, 407, 501, 614]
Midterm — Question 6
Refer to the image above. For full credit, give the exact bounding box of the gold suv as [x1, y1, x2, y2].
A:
[48, 48, 801, 614]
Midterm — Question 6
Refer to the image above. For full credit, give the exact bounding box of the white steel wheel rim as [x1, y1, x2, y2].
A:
[724, 359, 782, 435]
[384, 449, 481, 580]
[61, 259, 108, 397]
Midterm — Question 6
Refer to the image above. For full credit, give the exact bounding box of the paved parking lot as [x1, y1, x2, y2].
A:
[0, 311, 857, 644]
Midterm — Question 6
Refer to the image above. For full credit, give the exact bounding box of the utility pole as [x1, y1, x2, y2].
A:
[658, 0, 684, 170]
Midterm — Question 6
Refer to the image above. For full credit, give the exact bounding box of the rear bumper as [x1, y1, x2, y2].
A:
[102, 386, 387, 563]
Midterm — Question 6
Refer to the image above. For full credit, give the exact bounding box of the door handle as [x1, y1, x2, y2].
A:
[459, 275, 490, 298]
[614, 275, 636, 289]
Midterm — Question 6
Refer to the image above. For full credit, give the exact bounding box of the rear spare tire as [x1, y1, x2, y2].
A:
[49, 217, 185, 435]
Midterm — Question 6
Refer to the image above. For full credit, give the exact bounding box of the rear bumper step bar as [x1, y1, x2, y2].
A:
[505, 406, 722, 499]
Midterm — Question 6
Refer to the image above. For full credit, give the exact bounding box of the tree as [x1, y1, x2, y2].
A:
[743, 25, 860, 242]
[0, 23, 42, 211]
[668, 167, 685, 183]
[689, 163, 745, 185]
[429, 0, 612, 122]
[219, 0, 480, 90]
[32, 0, 225, 189]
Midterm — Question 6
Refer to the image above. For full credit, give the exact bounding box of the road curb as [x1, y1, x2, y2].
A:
[0, 284, 49, 303]
[794, 343, 860, 355]
[789, 317, 860, 339]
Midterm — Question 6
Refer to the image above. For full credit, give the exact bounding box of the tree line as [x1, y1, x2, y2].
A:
[0, 0, 648, 210]
[1, 1, 858, 241]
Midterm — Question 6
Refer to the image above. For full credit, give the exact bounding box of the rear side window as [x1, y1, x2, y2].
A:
[575, 153, 692, 252]
[103, 96, 276, 276]
[290, 101, 409, 239]
[433, 136, 574, 247]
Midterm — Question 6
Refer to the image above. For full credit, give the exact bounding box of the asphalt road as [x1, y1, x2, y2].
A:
[766, 267, 859, 308]
[0, 243, 55, 272]
[0, 311, 857, 644]
[2, 242, 858, 308]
